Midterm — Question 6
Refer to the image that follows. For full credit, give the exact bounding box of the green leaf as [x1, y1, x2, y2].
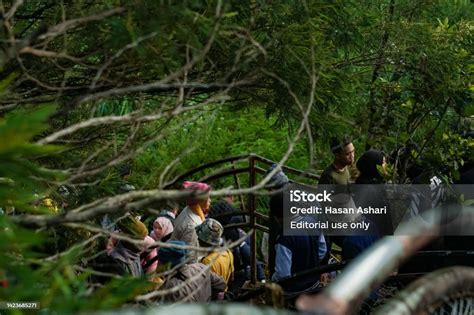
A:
[464, 104, 474, 117]
[223, 11, 238, 18]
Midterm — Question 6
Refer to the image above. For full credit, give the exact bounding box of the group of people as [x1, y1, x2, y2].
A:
[319, 137, 388, 262]
[263, 135, 451, 296]
[94, 181, 245, 303]
[90, 133, 473, 303]
[263, 136, 392, 296]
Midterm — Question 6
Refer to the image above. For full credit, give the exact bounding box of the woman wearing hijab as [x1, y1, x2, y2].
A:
[355, 149, 387, 184]
[150, 216, 174, 242]
[170, 181, 212, 262]
[140, 216, 175, 274]
[344, 150, 391, 260]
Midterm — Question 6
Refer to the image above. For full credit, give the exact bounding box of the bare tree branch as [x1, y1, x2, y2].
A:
[78, 80, 255, 104]
[19, 46, 83, 63]
[3, 0, 24, 21]
[37, 7, 126, 40]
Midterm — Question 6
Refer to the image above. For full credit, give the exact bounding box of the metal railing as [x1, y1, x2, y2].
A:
[161, 154, 473, 314]
[164, 153, 320, 284]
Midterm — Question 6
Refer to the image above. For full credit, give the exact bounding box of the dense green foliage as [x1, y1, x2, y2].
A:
[0, 0, 472, 312]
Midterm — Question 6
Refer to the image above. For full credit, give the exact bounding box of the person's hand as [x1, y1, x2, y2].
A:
[320, 273, 329, 284]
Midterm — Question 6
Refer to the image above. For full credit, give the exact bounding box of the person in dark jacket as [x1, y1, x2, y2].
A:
[264, 164, 290, 276]
[270, 193, 326, 294]
[208, 196, 265, 282]
[344, 150, 389, 260]
[355, 149, 386, 184]
[354, 150, 391, 235]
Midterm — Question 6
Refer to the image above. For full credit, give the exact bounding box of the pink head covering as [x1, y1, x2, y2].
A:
[152, 216, 174, 240]
[182, 181, 210, 191]
[182, 181, 211, 205]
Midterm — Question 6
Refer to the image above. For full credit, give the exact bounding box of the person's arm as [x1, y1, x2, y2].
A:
[271, 243, 292, 282]
[145, 248, 158, 274]
[260, 232, 269, 264]
[318, 234, 327, 261]
[210, 270, 226, 299]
